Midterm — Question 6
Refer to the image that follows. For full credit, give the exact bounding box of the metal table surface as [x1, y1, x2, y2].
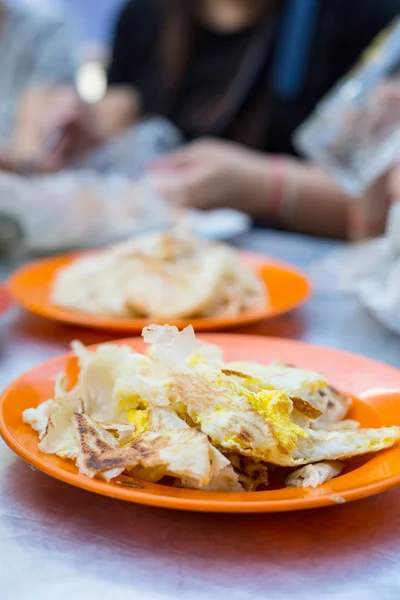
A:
[1, 229, 400, 600]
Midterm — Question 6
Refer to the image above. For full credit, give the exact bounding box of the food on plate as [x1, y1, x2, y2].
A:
[224, 360, 352, 428]
[225, 453, 270, 491]
[51, 229, 266, 319]
[23, 325, 400, 492]
[285, 461, 343, 488]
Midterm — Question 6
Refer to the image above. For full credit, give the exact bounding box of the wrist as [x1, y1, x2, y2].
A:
[250, 155, 298, 222]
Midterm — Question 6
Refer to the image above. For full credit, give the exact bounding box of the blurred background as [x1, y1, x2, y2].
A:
[6, 0, 125, 102]
[1, 0, 400, 256]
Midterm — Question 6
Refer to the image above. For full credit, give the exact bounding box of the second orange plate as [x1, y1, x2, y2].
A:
[0, 283, 11, 314]
[7, 251, 311, 332]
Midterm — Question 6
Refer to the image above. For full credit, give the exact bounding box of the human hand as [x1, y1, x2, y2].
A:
[383, 163, 400, 251]
[148, 139, 270, 217]
[0, 151, 19, 173]
[38, 86, 140, 173]
[387, 163, 400, 201]
[37, 87, 104, 173]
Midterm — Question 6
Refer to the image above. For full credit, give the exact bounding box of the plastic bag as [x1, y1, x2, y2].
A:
[0, 116, 183, 255]
[0, 171, 174, 254]
[296, 18, 400, 196]
[310, 202, 400, 333]
[309, 237, 393, 293]
[71, 117, 183, 178]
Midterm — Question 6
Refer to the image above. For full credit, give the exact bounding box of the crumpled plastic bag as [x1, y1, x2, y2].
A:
[0, 171, 174, 254]
[0, 117, 184, 254]
[309, 237, 393, 294]
[72, 117, 183, 179]
[310, 202, 400, 333]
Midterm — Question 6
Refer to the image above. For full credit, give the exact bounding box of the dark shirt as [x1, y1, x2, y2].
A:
[108, 0, 400, 154]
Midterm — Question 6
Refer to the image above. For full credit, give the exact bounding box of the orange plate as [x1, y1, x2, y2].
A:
[2, 333, 400, 513]
[7, 251, 310, 332]
[0, 283, 11, 314]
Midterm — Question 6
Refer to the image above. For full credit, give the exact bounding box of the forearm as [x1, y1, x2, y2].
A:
[275, 160, 351, 239]
[249, 156, 351, 239]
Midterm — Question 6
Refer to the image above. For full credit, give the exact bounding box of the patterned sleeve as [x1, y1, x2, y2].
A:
[26, 12, 78, 85]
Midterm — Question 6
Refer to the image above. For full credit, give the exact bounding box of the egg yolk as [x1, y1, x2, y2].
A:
[127, 409, 149, 435]
[187, 352, 207, 368]
[247, 389, 308, 452]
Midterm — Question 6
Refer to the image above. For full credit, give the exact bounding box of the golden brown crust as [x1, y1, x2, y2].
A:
[221, 368, 255, 379]
[292, 397, 323, 419]
[74, 412, 120, 475]
[73, 412, 212, 483]
[226, 453, 269, 491]
[237, 428, 253, 444]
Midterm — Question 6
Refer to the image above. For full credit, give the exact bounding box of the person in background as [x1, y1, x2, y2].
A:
[0, 0, 76, 171]
[40, 0, 400, 238]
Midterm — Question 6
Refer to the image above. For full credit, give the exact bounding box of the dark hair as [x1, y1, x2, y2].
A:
[159, 1, 199, 105]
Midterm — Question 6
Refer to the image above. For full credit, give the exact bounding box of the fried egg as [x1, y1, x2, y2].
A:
[23, 325, 400, 493]
[287, 426, 400, 466]
[170, 370, 306, 463]
[225, 360, 329, 412]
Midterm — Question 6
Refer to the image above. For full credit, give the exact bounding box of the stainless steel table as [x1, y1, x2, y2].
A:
[1, 229, 400, 600]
